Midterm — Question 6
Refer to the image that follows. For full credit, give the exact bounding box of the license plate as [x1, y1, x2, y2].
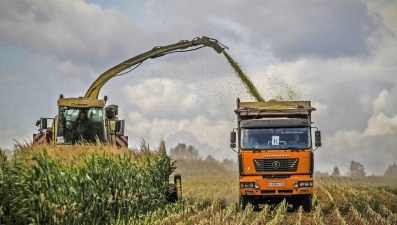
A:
[268, 182, 284, 187]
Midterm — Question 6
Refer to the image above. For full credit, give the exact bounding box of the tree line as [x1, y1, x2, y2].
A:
[169, 143, 237, 171]
[169, 143, 397, 177]
[314, 160, 397, 178]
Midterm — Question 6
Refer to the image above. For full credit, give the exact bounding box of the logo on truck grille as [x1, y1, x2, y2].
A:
[272, 161, 281, 169]
[263, 154, 289, 158]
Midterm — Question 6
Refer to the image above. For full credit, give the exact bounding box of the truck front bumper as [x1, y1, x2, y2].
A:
[240, 177, 313, 196]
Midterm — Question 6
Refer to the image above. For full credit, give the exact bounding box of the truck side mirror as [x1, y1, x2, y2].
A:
[230, 131, 236, 148]
[315, 131, 321, 147]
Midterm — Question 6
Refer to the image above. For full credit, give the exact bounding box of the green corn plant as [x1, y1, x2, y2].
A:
[1, 140, 176, 224]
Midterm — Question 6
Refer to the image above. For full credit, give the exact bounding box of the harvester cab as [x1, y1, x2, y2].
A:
[53, 96, 126, 146]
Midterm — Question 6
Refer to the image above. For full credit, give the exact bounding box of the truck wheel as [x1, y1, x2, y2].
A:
[292, 201, 300, 212]
[240, 196, 248, 210]
[166, 184, 177, 203]
[302, 195, 312, 212]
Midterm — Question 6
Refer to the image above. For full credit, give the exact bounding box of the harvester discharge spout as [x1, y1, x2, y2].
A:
[195, 36, 228, 53]
[84, 36, 228, 100]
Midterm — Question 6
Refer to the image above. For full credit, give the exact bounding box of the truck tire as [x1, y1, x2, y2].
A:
[292, 201, 300, 212]
[240, 196, 248, 210]
[302, 195, 312, 212]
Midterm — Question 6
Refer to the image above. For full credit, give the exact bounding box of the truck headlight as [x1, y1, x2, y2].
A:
[298, 181, 313, 187]
[241, 182, 257, 188]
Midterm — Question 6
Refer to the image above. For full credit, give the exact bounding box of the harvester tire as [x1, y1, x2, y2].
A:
[174, 173, 182, 201]
[166, 184, 178, 203]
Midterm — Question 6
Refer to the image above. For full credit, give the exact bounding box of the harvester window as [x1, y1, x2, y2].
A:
[56, 107, 105, 144]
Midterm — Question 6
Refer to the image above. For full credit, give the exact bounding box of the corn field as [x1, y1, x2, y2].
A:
[0, 141, 175, 224]
[1, 144, 397, 224]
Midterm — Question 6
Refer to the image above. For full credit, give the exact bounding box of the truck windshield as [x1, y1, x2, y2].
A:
[56, 107, 105, 144]
[241, 127, 311, 150]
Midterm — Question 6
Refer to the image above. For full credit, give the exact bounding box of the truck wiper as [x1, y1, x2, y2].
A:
[288, 147, 305, 152]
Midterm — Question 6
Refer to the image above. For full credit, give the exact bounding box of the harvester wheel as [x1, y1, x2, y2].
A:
[166, 184, 178, 203]
[174, 173, 182, 201]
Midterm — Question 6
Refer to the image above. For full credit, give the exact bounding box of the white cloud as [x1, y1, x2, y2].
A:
[0, 0, 146, 70]
[372, 90, 390, 114]
[312, 101, 329, 117]
[364, 113, 397, 137]
[372, 87, 397, 116]
[123, 78, 206, 114]
[319, 126, 397, 175]
[318, 85, 397, 175]
[184, 115, 232, 149]
[126, 111, 151, 135]
[181, 93, 199, 108]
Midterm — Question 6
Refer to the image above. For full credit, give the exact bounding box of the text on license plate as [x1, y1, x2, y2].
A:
[268, 182, 284, 187]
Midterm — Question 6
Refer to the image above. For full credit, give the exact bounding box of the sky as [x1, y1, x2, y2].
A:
[1, 0, 396, 175]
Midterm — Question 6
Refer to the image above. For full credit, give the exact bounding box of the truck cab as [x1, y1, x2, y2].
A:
[231, 98, 321, 211]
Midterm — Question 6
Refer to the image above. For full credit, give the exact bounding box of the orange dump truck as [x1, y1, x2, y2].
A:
[230, 99, 321, 211]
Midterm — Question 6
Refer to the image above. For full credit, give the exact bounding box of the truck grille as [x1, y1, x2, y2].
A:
[254, 159, 299, 172]
[263, 174, 290, 178]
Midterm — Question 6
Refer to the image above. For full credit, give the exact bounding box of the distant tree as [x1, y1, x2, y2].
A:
[204, 155, 217, 163]
[331, 167, 341, 177]
[347, 160, 366, 177]
[314, 171, 329, 177]
[384, 162, 397, 178]
[169, 143, 200, 159]
[221, 158, 238, 171]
